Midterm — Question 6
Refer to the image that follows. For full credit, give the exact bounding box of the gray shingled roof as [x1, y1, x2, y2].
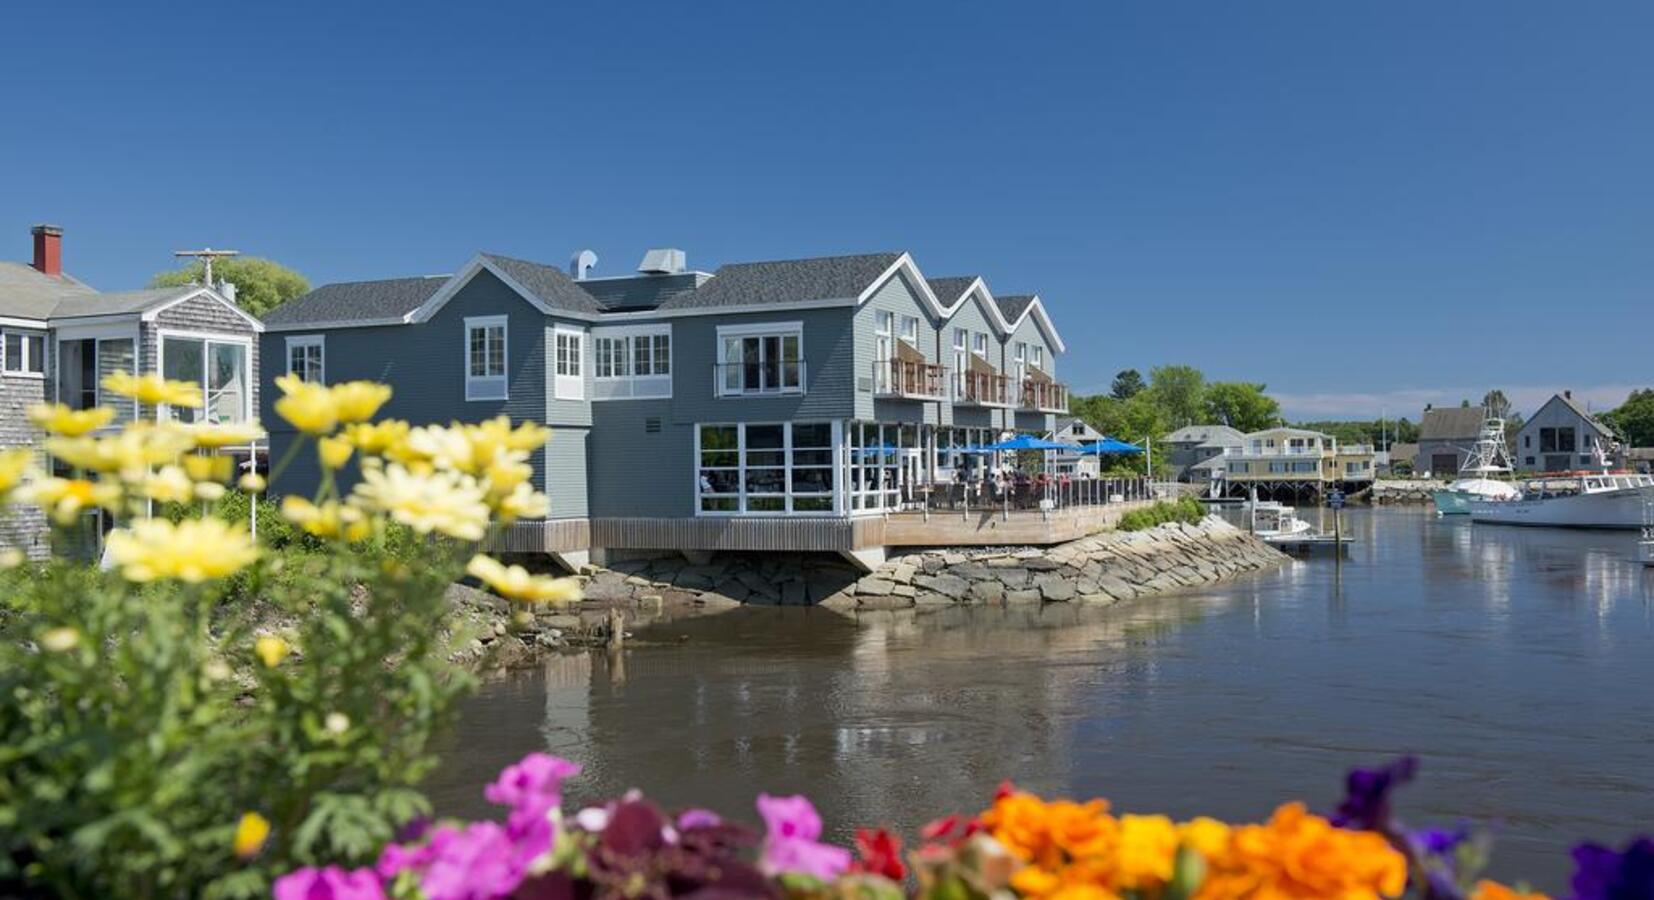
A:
[1164, 425, 1245, 447]
[1418, 407, 1485, 441]
[263, 276, 449, 326]
[0, 261, 97, 319]
[926, 276, 978, 307]
[656, 252, 900, 311]
[479, 253, 603, 315]
[573, 272, 708, 312]
[51, 286, 199, 319]
[995, 294, 1036, 323]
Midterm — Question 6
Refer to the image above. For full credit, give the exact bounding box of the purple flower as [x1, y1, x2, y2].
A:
[273, 866, 386, 900]
[414, 822, 528, 900]
[678, 808, 722, 830]
[1333, 755, 1419, 831]
[756, 794, 851, 881]
[484, 753, 581, 811]
[1572, 837, 1654, 900]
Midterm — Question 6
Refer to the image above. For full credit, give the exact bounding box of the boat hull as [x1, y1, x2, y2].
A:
[1469, 486, 1653, 530]
[1432, 490, 1472, 516]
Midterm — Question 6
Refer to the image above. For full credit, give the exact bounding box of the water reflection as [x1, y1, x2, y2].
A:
[426, 509, 1654, 892]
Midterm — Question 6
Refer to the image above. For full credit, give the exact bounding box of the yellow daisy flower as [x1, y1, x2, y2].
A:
[176, 420, 267, 448]
[17, 476, 122, 525]
[329, 381, 392, 423]
[46, 424, 195, 479]
[239, 472, 267, 493]
[0, 448, 35, 497]
[254, 635, 290, 667]
[343, 419, 410, 455]
[466, 554, 582, 604]
[233, 812, 270, 859]
[105, 518, 259, 582]
[101, 371, 202, 407]
[350, 463, 490, 541]
[280, 496, 371, 542]
[134, 466, 196, 504]
[317, 436, 354, 470]
[273, 373, 339, 435]
[27, 403, 115, 437]
[492, 481, 550, 522]
[182, 454, 234, 484]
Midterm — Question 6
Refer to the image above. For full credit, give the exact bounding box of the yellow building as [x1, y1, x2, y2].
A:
[1216, 427, 1376, 500]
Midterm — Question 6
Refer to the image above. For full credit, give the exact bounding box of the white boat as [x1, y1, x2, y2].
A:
[1248, 501, 1313, 538]
[1470, 472, 1654, 530]
[1432, 413, 1520, 515]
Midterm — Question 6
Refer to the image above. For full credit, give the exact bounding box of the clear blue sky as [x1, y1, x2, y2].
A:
[4, 1, 1650, 421]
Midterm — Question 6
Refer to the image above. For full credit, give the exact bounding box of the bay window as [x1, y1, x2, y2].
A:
[696, 421, 836, 514]
[159, 334, 250, 423]
[466, 316, 508, 401]
[716, 323, 803, 396]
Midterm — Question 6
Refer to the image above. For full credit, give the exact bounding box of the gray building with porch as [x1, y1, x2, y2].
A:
[262, 247, 1079, 570]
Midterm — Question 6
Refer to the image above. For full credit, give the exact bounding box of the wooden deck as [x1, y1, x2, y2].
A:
[486, 503, 1154, 554]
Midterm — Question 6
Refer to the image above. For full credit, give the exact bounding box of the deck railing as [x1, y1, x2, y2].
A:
[954, 370, 1013, 407]
[907, 475, 1159, 513]
[1020, 380, 1069, 413]
[873, 359, 948, 399]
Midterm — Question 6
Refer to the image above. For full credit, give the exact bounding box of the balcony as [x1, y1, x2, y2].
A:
[1020, 379, 1069, 413]
[873, 359, 947, 400]
[954, 370, 1014, 407]
[713, 360, 806, 397]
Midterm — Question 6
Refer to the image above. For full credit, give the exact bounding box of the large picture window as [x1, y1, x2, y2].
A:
[696, 421, 836, 515]
[465, 316, 507, 401]
[717, 324, 803, 396]
[160, 334, 250, 423]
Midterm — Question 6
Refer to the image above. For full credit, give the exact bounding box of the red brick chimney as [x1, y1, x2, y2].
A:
[31, 225, 62, 277]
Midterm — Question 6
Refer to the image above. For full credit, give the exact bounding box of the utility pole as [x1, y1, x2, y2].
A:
[173, 247, 240, 287]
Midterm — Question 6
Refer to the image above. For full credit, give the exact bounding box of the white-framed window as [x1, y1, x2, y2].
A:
[696, 421, 837, 515]
[1032, 345, 1045, 371]
[716, 322, 804, 397]
[900, 315, 919, 346]
[286, 335, 325, 384]
[158, 331, 252, 423]
[972, 332, 989, 358]
[465, 316, 508, 401]
[57, 335, 138, 424]
[1014, 341, 1028, 381]
[2, 330, 45, 377]
[553, 326, 584, 401]
[848, 421, 915, 512]
[591, 327, 671, 400]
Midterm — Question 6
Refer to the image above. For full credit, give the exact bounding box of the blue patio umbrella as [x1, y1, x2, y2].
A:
[1078, 437, 1144, 455]
[982, 435, 1075, 452]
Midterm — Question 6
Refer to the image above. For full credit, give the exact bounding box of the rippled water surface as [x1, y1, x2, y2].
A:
[425, 508, 1654, 891]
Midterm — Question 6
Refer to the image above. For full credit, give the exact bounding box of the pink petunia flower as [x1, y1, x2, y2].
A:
[273, 866, 386, 900]
[756, 794, 851, 880]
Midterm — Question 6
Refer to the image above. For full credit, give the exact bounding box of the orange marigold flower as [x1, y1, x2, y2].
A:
[1196, 802, 1407, 900]
[1472, 881, 1550, 900]
[1116, 814, 1180, 890]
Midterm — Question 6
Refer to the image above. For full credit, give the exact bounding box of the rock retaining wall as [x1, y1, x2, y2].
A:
[1369, 479, 1445, 505]
[564, 517, 1287, 612]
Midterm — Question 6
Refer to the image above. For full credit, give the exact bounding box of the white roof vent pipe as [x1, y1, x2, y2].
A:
[570, 249, 598, 280]
[638, 248, 685, 275]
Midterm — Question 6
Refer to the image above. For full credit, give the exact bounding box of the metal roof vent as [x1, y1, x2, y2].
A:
[570, 249, 598, 280]
[638, 248, 685, 275]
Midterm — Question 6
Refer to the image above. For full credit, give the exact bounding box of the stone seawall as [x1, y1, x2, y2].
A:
[569, 517, 1287, 611]
[1369, 479, 1445, 505]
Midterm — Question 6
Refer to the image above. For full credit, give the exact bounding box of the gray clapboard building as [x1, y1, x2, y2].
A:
[261, 248, 1070, 569]
[1512, 391, 1619, 473]
[0, 225, 264, 558]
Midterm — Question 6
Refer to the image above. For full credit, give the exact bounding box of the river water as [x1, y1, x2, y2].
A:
[425, 508, 1654, 891]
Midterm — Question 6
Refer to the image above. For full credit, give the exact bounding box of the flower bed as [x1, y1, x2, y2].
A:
[279, 755, 1648, 900]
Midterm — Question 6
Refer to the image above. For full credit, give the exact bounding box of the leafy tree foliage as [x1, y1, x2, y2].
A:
[1603, 389, 1654, 447]
[1144, 365, 1206, 428]
[1110, 369, 1145, 400]
[150, 257, 310, 318]
[1203, 382, 1282, 432]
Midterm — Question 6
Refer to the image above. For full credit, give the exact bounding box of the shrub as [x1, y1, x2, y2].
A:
[1116, 496, 1207, 532]
[0, 377, 579, 898]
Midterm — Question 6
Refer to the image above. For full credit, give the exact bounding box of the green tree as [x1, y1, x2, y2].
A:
[1481, 389, 1512, 420]
[1110, 369, 1145, 400]
[1145, 365, 1206, 428]
[150, 257, 310, 318]
[1203, 382, 1281, 432]
[1603, 389, 1654, 447]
